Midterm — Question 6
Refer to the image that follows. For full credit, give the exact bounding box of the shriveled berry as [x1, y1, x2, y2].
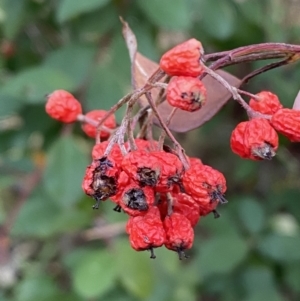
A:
[121, 150, 161, 187]
[119, 184, 155, 216]
[166, 76, 207, 112]
[249, 91, 283, 115]
[82, 156, 119, 209]
[159, 39, 204, 77]
[243, 118, 278, 160]
[45, 90, 82, 123]
[127, 207, 166, 258]
[231, 119, 279, 160]
[183, 164, 227, 216]
[230, 121, 249, 159]
[271, 108, 300, 142]
[151, 151, 184, 193]
[92, 141, 123, 165]
[82, 110, 116, 139]
[183, 164, 227, 202]
[164, 213, 194, 259]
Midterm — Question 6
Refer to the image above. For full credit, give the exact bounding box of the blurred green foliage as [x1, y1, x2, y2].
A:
[1, 0, 300, 300]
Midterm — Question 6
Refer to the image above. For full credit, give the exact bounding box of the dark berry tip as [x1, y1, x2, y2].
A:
[212, 209, 220, 219]
[113, 205, 122, 212]
[149, 247, 156, 259]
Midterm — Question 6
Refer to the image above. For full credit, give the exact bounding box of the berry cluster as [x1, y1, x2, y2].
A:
[230, 91, 300, 160]
[82, 139, 227, 259]
[160, 39, 207, 112]
[45, 36, 300, 260]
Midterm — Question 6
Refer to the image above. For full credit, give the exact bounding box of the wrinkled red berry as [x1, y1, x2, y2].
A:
[45, 90, 82, 123]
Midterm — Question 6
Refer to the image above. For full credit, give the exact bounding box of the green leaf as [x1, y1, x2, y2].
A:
[57, 0, 110, 23]
[44, 44, 96, 88]
[238, 197, 265, 234]
[116, 239, 155, 299]
[3, 0, 27, 39]
[242, 267, 285, 301]
[136, 0, 192, 30]
[85, 64, 126, 114]
[44, 136, 89, 208]
[258, 234, 300, 262]
[242, 266, 277, 293]
[0, 93, 23, 116]
[15, 275, 60, 301]
[71, 250, 118, 299]
[0, 66, 75, 104]
[284, 263, 300, 293]
[197, 236, 248, 277]
[11, 195, 62, 238]
[196, 0, 236, 40]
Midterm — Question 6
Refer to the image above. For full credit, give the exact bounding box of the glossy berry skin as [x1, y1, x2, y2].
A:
[45, 90, 82, 123]
[271, 108, 300, 142]
[119, 184, 155, 216]
[249, 91, 283, 115]
[126, 207, 166, 258]
[159, 39, 204, 77]
[82, 110, 116, 139]
[231, 119, 279, 160]
[164, 213, 194, 259]
[166, 76, 207, 112]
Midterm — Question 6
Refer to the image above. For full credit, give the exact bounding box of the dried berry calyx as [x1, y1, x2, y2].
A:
[121, 150, 161, 187]
[123, 188, 149, 211]
[82, 156, 119, 209]
[119, 184, 155, 216]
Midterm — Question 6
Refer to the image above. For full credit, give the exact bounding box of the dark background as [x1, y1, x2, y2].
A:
[1, 0, 300, 300]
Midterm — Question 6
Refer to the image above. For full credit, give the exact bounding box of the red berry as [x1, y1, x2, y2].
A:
[159, 39, 204, 77]
[92, 141, 123, 165]
[121, 150, 162, 187]
[118, 184, 155, 216]
[249, 91, 283, 115]
[183, 164, 227, 216]
[151, 151, 184, 193]
[126, 207, 166, 258]
[230, 119, 279, 160]
[230, 121, 249, 159]
[270, 108, 300, 142]
[82, 156, 120, 209]
[164, 213, 194, 259]
[166, 76, 207, 112]
[45, 90, 82, 123]
[82, 110, 116, 139]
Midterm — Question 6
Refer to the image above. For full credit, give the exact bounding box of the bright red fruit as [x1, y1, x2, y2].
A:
[82, 110, 116, 139]
[159, 39, 204, 77]
[166, 76, 207, 112]
[45, 90, 82, 123]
